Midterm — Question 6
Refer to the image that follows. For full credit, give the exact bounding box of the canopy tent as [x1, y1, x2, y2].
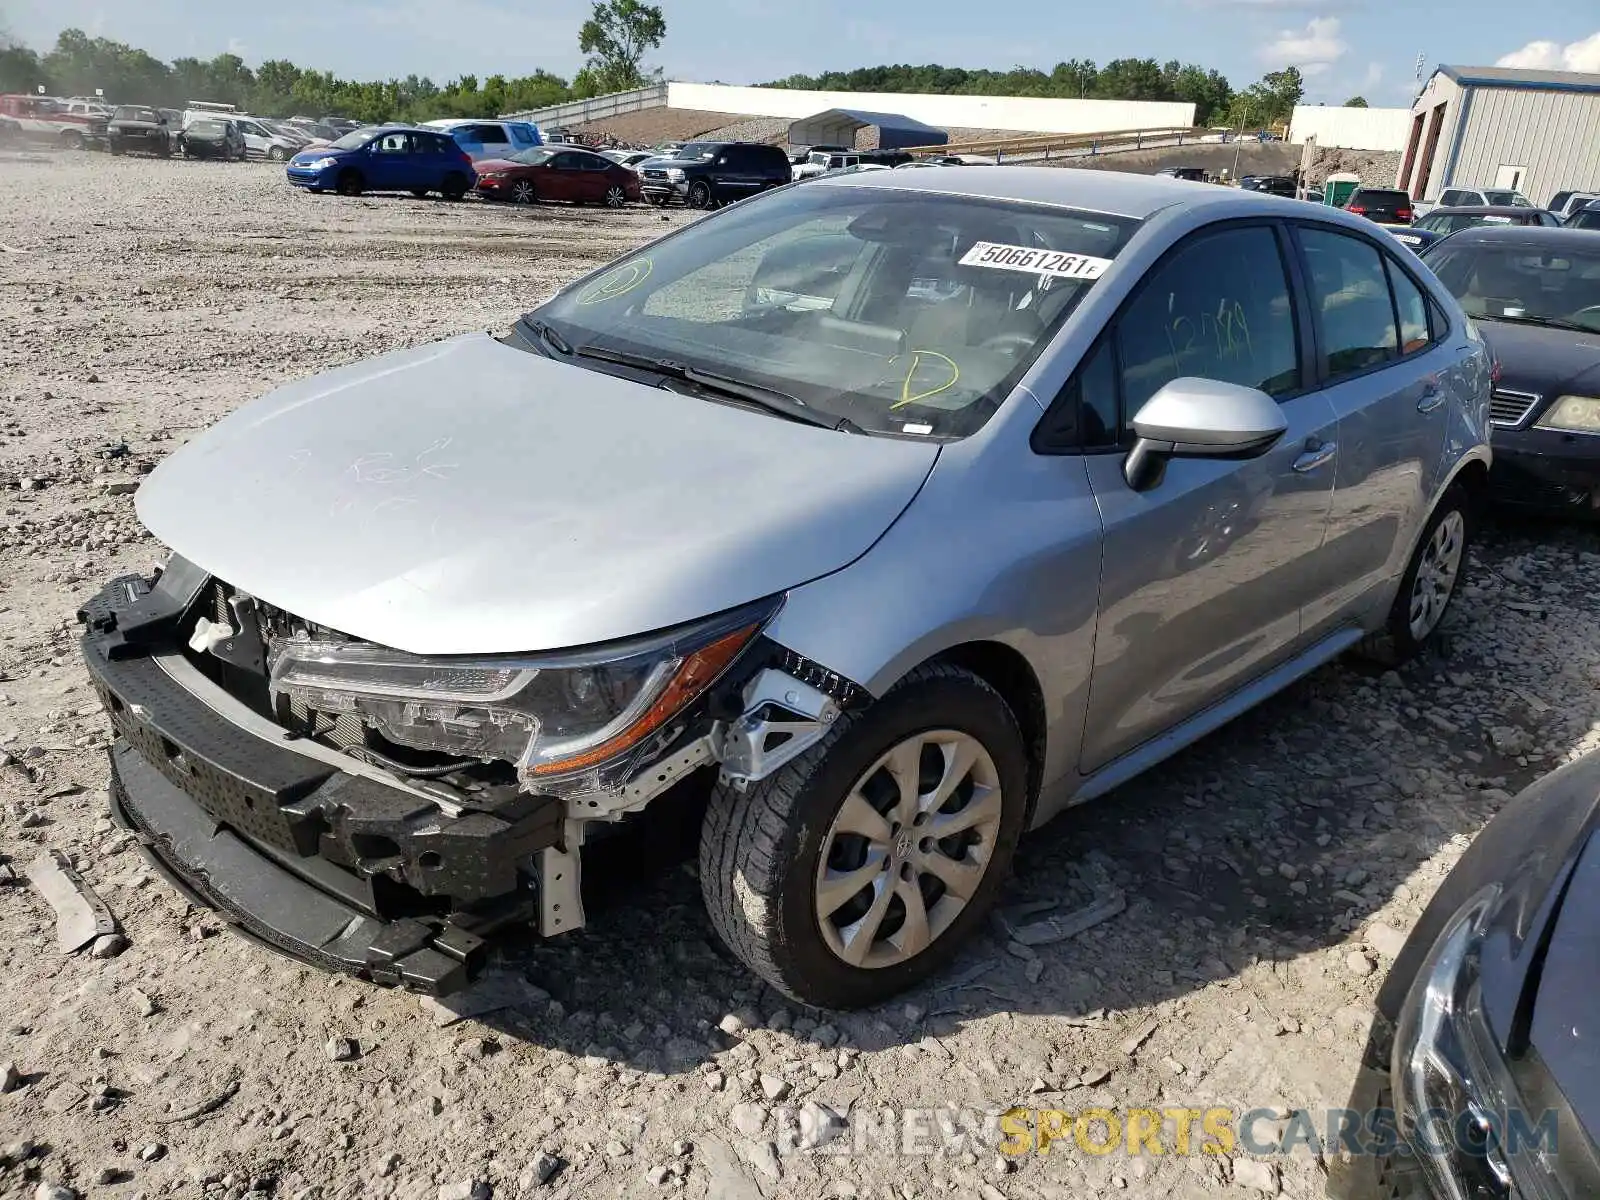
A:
[786, 108, 949, 152]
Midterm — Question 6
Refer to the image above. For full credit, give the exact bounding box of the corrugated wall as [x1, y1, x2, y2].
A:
[665, 82, 1194, 135]
[1450, 87, 1600, 203]
[1288, 106, 1411, 150]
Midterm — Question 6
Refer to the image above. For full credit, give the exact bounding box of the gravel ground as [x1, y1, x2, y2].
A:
[4, 151, 1600, 1200]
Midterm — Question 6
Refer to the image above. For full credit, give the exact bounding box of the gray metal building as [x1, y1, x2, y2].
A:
[1396, 65, 1600, 206]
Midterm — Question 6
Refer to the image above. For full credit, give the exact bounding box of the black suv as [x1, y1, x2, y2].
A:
[639, 141, 792, 209]
[107, 105, 175, 158]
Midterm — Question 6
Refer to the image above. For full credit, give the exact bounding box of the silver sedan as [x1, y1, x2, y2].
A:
[90, 167, 1491, 1008]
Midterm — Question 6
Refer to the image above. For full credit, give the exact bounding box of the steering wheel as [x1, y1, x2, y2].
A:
[977, 330, 1038, 356]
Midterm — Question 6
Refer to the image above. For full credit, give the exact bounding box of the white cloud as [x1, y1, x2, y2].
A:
[1262, 16, 1348, 72]
[226, 36, 247, 57]
[1496, 30, 1600, 73]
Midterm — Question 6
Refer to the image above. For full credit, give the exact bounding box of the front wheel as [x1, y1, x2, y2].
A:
[510, 179, 537, 205]
[700, 663, 1029, 1009]
[336, 168, 364, 196]
[61, 130, 84, 152]
[1354, 482, 1471, 667]
[268, 146, 287, 162]
[687, 180, 714, 210]
[604, 184, 628, 208]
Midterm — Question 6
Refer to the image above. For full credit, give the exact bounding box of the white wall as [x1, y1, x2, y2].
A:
[665, 82, 1194, 134]
[1288, 105, 1411, 151]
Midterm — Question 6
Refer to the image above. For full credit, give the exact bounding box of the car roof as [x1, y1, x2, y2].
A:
[812, 165, 1312, 220]
[1438, 225, 1600, 248]
[1426, 205, 1547, 216]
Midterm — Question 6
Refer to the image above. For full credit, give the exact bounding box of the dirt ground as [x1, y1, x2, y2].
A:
[4, 151, 1600, 1200]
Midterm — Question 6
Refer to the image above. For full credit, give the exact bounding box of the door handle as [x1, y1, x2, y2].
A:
[1418, 385, 1446, 413]
[1292, 441, 1338, 473]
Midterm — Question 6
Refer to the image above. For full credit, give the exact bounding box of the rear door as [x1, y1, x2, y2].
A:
[544, 152, 586, 201]
[572, 151, 611, 201]
[1074, 222, 1340, 771]
[1291, 224, 1454, 636]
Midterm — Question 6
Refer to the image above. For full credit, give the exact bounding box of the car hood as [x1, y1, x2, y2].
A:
[645, 156, 714, 170]
[136, 334, 939, 655]
[1527, 829, 1600, 1141]
[1478, 319, 1600, 395]
[473, 156, 522, 173]
[110, 120, 160, 131]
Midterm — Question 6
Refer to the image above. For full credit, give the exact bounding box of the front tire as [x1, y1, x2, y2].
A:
[510, 179, 537, 205]
[336, 168, 364, 196]
[441, 172, 468, 200]
[687, 180, 715, 209]
[1354, 483, 1471, 667]
[268, 145, 287, 162]
[604, 184, 628, 208]
[700, 663, 1028, 1009]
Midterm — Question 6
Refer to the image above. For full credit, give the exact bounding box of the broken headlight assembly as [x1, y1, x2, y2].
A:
[266, 597, 778, 787]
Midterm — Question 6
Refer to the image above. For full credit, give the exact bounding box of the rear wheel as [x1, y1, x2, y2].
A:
[108, 140, 124, 156]
[441, 172, 468, 201]
[604, 184, 628, 208]
[410, 188, 430, 198]
[700, 663, 1029, 1008]
[687, 180, 714, 209]
[1354, 483, 1471, 667]
[157, 140, 171, 159]
[61, 129, 84, 152]
[336, 168, 365, 196]
[510, 179, 537, 205]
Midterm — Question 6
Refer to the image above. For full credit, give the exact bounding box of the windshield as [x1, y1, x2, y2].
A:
[114, 106, 158, 122]
[530, 185, 1139, 438]
[1571, 209, 1600, 230]
[676, 142, 719, 161]
[1482, 190, 1530, 207]
[1421, 212, 1515, 234]
[510, 148, 556, 166]
[1425, 241, 1600, 332]
[330, 129, 376, 150]
[188, 121, 225, 137]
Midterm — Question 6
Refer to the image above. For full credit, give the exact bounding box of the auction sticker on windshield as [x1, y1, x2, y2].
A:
[959, 242, 1112, 280]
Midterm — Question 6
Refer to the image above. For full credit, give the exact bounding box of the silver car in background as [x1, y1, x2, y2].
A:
[81, 169, 1491, 1008]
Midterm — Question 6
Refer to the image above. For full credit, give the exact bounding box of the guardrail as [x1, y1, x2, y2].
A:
[904, 126, 1205, 159]
[501, 83, 669, 129]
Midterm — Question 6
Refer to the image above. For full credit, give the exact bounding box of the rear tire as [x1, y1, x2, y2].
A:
[1354, 483, 1471, 667]
[441, 172, 467, 201]
[410, 188, 430, 198]
[62, 129, 84, 152]
[700, 663, 1029, 1009]
[336, 169, 364, 196]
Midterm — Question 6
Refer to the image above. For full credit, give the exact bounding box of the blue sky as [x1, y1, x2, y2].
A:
[5, 0, 1599, 107]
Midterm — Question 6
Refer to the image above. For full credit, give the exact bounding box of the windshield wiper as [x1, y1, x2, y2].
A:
[1484, 313, 1594, 334]
[521, 317, 573, 356]
[574, 344, 862, 432]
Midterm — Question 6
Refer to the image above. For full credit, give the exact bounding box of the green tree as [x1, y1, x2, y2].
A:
[1093, 58, 1170, 101]
[577, 0, 666, 94]
[1227, 66, 1303, 128]
[1343, 95, 1368, 107]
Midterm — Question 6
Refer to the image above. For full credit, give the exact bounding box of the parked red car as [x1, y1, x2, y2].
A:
[474, 147, 643, 207]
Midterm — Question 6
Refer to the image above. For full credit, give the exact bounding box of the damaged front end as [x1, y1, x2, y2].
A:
[79, 556, 865, 995]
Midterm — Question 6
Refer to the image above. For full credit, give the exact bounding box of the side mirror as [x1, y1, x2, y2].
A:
[1123, 378, 1287, 491]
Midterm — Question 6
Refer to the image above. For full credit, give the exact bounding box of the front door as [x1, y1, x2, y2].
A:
[1079, 223, 1340, 772]
[365, 131, 411, 189]
[545, 152, 587, 201]
[1292, 225, 1453, 634]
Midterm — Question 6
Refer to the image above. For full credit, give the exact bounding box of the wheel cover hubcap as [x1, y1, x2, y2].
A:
[814, 730, 1002, 970]
[1409, 510, 1465, 640]
[608, 187, 624, 206]
[514, 182, 532, 201]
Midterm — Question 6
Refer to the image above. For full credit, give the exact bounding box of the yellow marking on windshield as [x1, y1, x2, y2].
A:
[890, 350, 961, 409]
[577, 258, 653, 305]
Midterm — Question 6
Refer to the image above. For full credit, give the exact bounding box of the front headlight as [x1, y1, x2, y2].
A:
[267, 599, 775, 784]
[1391, 886, 1515, 1200]
[665, 167, 686, 181]
[1534, 395, 1600, 434]
[304, 156, 338, 171]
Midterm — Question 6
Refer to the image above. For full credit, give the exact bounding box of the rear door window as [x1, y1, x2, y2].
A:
[509, 125, 535, 147]
[1298, 227, 1400, 380]
[1385, 257, 1433, 354]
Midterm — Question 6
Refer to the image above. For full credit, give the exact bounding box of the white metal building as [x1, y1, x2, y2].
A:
[1397, 65, 1600, 206]
[1287, 105, 1410, 151]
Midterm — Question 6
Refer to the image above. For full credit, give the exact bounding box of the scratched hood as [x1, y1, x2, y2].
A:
[136, 334, 938, 655]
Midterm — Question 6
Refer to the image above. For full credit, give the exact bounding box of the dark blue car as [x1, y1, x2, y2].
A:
[286, 125, 477, 199]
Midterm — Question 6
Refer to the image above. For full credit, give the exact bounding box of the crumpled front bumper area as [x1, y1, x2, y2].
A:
[80, 573, 560, 995]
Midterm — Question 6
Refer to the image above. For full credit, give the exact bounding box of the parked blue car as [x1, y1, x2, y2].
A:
[285, 126, 477, 199]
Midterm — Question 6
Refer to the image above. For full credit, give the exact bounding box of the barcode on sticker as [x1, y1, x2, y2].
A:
[958, 242, 1112, 280]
